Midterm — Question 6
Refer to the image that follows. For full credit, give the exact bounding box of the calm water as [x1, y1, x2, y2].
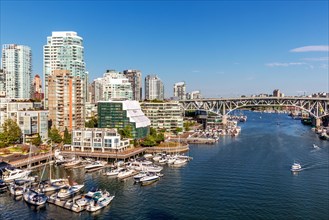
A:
[1, 111, 328, 220]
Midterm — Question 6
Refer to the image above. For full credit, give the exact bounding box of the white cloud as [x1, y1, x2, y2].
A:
[192, 70, 200, 73]
[266, 62, 306, 67]
[290, 45, 329, 52]
[320, 64, 328, 69]
[301, 57, 329, 61]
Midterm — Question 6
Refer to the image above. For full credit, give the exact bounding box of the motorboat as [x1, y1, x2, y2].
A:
[85, 161, 106, 170]
[57, 184, 84, 198]
[1, 168, 31, 182]
[140, 173, 160, 186]
[0, 179, 7, 191]
[291, 162, 302, 172]
[143, 154, 153, 159]
[313, 144, 320, 149]
[158, 157, 168, 164]
[117, 169, 136, 179]
[76, 188, 102, 207]
[133, 171, 148, 182]
[39, 179, 68, 192]
[144, 165, 163, 173]
[171, 158, 188, 167]
[64, 159, 81, 168]
[23, 188, 47, 206]
[105, 167, 124, 177]
[86, 190, 115, 212]
[8, 179, 32, 196]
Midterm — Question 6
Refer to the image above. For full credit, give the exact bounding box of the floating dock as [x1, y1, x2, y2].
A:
[47, 194, 85, 213]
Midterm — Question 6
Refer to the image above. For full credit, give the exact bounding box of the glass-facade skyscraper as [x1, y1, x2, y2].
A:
[1, 44, 32, 99]
[43, 31, 87, 108]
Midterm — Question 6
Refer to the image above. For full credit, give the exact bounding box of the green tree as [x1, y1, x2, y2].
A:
[85, 116, 98, 128]
[140, 136, 156, 147]
[63, 127, 72, 145]
[175, 127, 183, 134]
[150, 127, 157, 136]
[49, 126, 62, 144]
[32, 133, 42, 146]
[0, 119, 22, 147]
[119, 125, 133, 139]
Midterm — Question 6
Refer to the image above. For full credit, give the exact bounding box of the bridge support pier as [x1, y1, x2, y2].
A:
[222, 115, 228, 125]
[312, 118, 322, 128]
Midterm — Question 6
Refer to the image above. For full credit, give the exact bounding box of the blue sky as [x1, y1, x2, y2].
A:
[1, 0, 328, 98]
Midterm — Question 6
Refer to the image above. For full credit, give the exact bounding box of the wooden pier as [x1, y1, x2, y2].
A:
[47, 194, 85, 212]
[61, 147, 146, 161]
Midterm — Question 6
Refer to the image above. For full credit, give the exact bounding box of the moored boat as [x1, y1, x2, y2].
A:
[39, 179, 69, 192]
[85, 190, 115, 212]
[0, 179, 7, 191]
[117, 169, 136, 179]
[57, 184, 84, 198]
[1, 168, 31, 182]
[23, 188, 47, 206]
[85, 161, 106, 170]
[105, 167, 124, 177]
[140, 173, 160, 186]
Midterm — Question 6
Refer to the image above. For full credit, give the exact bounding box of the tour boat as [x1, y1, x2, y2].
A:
[291, 162, 302, 172]
[23, 188, 48, 206]
[39, 179, 68, 192]
[117, 169, 136, 179]
[2, 168, 31, 182]
[57, 184, 84, 198]
[140, 173, 160, 186]
[85, 161, 106, 170]
[86, 190, 115, 212]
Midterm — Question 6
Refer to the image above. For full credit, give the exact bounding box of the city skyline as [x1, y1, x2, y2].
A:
[1, 1, 328, 98]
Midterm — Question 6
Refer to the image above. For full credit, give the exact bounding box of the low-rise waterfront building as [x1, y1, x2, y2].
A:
[140, 101, 183, 132]
[70, 128, 130, 152]
[98, 100, 150, 139]
[0, 98, 48, 140]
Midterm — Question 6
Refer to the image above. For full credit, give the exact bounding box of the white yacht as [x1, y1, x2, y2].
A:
[64, 159, 81, 168]
[85, 190, 115, 212]
[140, 173, 160, 186]
[105, 167, 124, 177]
[143, 154, 153, 159]
[2, 168, 31, 182]
[117, 169, 136, 179]
[171, 158, 188, 167]
[8, 179, 32, 196]
[23, 188, 48, 206]
[133, 171, 148, 182]
[291, 162, 302, 172]
[76, 188, 101, 207]
[39, 179, 68, 192]
[57, 184, 84, 198]
[85, 161, 106, 170]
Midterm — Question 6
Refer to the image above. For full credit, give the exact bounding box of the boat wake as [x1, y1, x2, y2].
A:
[300, 162, 329, 171]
